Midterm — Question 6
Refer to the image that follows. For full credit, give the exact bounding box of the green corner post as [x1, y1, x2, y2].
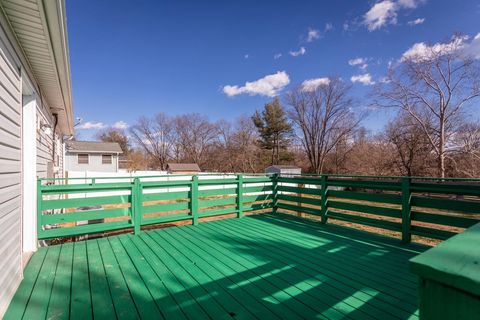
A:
[272, 173, 279, 214]
[237, 174, 244, 218]
[401, 176, 411, 243]
[191, 175, 199, 225]
[36, 178, 43, 239]
[132, 177, 142, 235]
[320, 175, 328, 224]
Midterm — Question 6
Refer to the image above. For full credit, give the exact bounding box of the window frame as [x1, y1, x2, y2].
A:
[78, 153, 89, 164]
[102, 154, 112, 164]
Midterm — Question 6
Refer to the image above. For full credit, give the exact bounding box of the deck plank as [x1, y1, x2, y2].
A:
[97, 237, 139, 319]
[133, 232, 259, 320]
[117, 235, 188, 320]
[218, 214, 420, 318]
[86, 240, 116, 319]
[108, 236, 164, 319]
[3, 248, 48, 320]
[5, 213, 424, 320]
[176, 222, 380, 320]
[70, 241, 93, 320]
[46, 244, 74, 320]
[22, 245, 61, 320]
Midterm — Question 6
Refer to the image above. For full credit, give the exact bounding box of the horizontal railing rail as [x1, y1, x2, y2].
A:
[37, 173, 480, 243]
[37, 174, 273, 240]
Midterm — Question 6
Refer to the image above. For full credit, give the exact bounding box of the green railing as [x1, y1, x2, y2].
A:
[37, 174, 480, 242]
[37, 174, 273, 240]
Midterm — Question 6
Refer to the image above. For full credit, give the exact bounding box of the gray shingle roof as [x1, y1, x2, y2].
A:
[66, 141, 123, 153]
[166, 163, 201, 172]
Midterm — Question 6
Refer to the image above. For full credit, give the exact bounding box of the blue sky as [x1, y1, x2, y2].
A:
[67, 0, 480, 139]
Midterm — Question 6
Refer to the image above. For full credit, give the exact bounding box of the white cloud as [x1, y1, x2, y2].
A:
[401, 35, 468, 62]
[348, 57, 368, 70]
[364, 0, 398, 31]
[324, 22, 334, 32]
[223, 71, 290, 97]
[407, 17, 425, 25]
[289, 47, 306, 57]
[397, 0, 420, 9]
[307, 28, 320, 42]
[364, 0, 425, 31]
[274, 53, 282, 59]
[465, 33, 480, 59]
[113, 121, 129, 130]
[350, 74, 375, 85]
[301, 77, 331, 92]
[77, 121, 106, 130]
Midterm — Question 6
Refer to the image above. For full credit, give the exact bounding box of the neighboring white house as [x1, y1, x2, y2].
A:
[0, 0, 73, 316]
[65, 141, 123, 173]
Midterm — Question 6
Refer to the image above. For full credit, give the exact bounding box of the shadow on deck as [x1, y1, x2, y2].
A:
[5, 213, 426, 320]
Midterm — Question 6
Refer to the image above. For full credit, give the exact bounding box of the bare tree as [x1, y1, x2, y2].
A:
[96, 128, 130, 154]
[286, 78, 360, 174]
[449, 121, 480, 177]
[375, 34, 480, 177]
[129, 113, 174, 170]
[173, 113, 219, 166]
[385, 113, 433, 176]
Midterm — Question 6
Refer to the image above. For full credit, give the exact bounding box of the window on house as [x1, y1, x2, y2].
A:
[102, 154, 112, 164]
[78, 154, 89, 164]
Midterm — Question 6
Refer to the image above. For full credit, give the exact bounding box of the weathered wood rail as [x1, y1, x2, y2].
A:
[37, 174, 480, 242]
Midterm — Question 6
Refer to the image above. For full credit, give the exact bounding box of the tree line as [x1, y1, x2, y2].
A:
[97, 34, 480, 178]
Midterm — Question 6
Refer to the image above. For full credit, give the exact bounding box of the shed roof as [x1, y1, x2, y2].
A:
[166, 163, 201, 172]
[66, 141, 123, 153]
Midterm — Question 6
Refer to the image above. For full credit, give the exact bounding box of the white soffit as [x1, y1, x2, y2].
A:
[0, 0, 73, 134]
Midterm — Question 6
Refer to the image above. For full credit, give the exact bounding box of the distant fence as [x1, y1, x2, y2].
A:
[37, 174, 480, 243]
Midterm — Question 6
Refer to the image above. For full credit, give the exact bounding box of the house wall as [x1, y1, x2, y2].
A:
[0, 22, 23, 317]
[36, 103, 63, 179]
[0, 18, 65, 317]
[65, 152, 120, 173]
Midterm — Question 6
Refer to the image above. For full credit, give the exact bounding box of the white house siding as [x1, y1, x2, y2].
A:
[66, 152, 120, 173]
[0, 23, 22, 317]
[36, 103, 63, 179]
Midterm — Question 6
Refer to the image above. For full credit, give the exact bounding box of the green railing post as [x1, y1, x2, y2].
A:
[237, 174, 244, 218]
[401, 176, 411, 243]
[272, 174, 278, 214]
[36, 178, 43, 239]
[191, 175, 199, 225]
[320, 174, 328, 224]
[132, 177, 142, 235]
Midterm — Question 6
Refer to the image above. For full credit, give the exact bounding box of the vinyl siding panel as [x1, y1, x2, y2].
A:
[0, 23, 21, 317]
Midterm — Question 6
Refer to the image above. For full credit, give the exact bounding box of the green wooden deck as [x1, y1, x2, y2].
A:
[5, 213, 426, 320]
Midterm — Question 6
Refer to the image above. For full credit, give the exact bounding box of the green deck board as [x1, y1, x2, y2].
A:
[5, 213, 425, 319]
[161, 227, 322, 320]
[97, 237, 139, 319]
[132, 233, 260, 320]
[235, 216, 420, 307]
[3, 248, 48, 320]
[46, 244, 74, 320]
[117, 235, 189, 320]
[239, 215, 418, 288]
[70, 241, 92, 320]
[172, 225, 359, 320]
[149, 232, 279, 319]
[22, 245, 61, 320]
[108, 236, 164, 319]
[86, 240, 116, 319]
[133, 234, 213, 320]
[211, 219, 411, 318]
[215, 215, 420, 318]
[181, 223, 384, 320]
